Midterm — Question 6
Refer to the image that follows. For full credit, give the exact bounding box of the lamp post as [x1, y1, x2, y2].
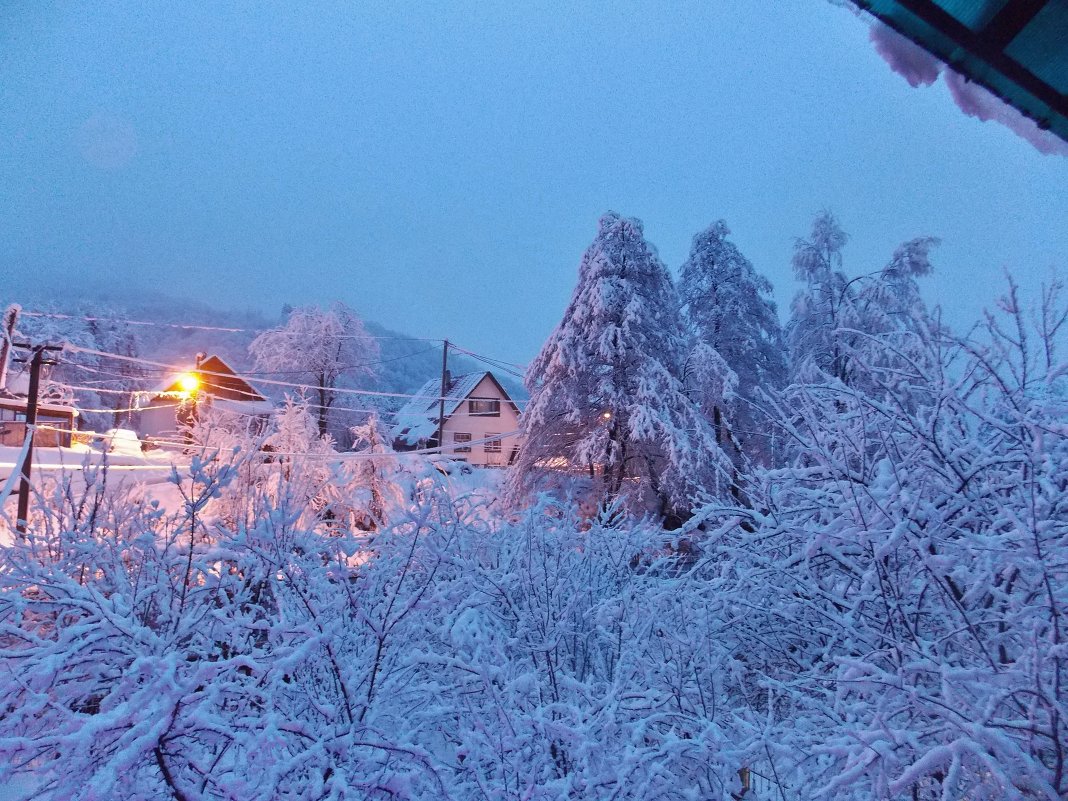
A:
[176, 370, 201, 444]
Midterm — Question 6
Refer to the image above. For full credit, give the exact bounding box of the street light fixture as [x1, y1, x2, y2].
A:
[176, 372, 200, 395]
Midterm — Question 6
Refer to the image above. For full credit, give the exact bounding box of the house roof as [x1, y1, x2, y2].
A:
[853, 0, 1068, 144]
[391, 371, 519, 444]
[153, 354, 268, 404]
[0, 392, 79, 418]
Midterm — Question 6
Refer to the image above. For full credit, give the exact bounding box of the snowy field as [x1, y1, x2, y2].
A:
[0, 444, 179, 484]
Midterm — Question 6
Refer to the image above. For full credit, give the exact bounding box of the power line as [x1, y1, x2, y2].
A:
[31, 424, 521, 462]
[20, 310, 530, 379]
[239, 346, 441, 375]
[17, 311, 250, 333]
[18, 310, 444, 342]
[44, 347, 441, 379]
[51, 380, 409, 420]
[449, 343, 528, 374]
[63, 345, 490, 403]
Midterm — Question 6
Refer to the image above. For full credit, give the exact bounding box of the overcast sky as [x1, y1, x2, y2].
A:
[2, 0, 1066, 363]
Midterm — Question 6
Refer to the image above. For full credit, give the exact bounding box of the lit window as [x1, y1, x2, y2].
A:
[453, 432, 472, 453]
[468, 398, 500, 416]
[484, 433, 502, 453]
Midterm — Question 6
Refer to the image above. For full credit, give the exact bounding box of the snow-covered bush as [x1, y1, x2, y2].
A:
[0, 456, 757, 799]
[700, 276, 1068, 800]
[1, 275, 1064, 801]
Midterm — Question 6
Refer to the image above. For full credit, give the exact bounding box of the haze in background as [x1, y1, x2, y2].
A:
[2, 0, 1065, 363]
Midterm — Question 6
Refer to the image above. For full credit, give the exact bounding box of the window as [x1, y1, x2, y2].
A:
[452, 432, 472, 453]
[484, 433, 501, 453]
[468, 398, 500, 416]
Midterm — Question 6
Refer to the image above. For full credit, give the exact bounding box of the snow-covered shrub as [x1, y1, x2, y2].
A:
[701, 276, 1068, 800]
[0, 459, 755, 799]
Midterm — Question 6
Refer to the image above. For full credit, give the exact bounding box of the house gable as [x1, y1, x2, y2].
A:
[391, 371, 522, 450]
[157, 355, 266, 402]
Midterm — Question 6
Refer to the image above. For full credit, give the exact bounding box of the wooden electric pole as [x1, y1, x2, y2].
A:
[0, 304, 20, 391]
[437, 339, 449, 454]
[13, 343, 62, 534]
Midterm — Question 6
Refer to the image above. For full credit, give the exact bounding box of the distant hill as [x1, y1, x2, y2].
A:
[0, 289, 527, 405]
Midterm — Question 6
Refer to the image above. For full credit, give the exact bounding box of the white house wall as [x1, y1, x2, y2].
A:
[439, 375, 522, 467]
[138, 399, 270, 442]
[139, 404, 182, 440]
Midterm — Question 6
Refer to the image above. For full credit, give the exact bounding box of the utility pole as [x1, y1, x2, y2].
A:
[12, 343, 61, 534]
[437, 339, 449, 455]
[0, 304, 20, 391]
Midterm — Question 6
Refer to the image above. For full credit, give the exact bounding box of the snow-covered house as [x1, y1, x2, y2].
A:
[392, 371, 521, 467]
[138, 354, 273, 441]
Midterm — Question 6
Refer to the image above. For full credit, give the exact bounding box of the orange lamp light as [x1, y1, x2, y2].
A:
[177, 373, 200, 394]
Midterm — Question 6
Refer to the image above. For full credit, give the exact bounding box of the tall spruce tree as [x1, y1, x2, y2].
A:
[509, 213, 727, 520]
[786, 211, 857, 384]
[679, 220, 786, 465]
[850, 236, 940, 403]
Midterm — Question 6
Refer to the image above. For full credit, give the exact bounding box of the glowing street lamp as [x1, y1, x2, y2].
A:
[176, 372, 200, 396]
[175, 370, 202, 445]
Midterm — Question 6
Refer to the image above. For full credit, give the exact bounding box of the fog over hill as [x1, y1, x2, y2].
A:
[0, 285, 527, 420]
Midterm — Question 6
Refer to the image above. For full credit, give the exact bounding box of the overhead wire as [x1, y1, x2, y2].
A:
[64, 345, 492, 403]
[21, 309, 528, 381]
[47, 378, 414, 420]
[18, 316, 531, 437]
[30, 424, 521, 462]
[17, 310, 445, 342]
[449, 343, 528, 375]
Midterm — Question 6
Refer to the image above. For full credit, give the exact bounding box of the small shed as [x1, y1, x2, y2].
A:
[0, 393, 79, 448]
[391, 371, 522, 467]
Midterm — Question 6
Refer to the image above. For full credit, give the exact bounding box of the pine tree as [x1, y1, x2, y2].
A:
[679, 219, 786, 465]
[850, 236, 940, 402]
[510, 212, 727, 520]
[786, 211, 857, 384]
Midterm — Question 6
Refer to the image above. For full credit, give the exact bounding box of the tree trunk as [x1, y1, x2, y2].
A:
[317, 378, 329, 438]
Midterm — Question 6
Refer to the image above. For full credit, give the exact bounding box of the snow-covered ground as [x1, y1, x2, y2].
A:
[0, 444, 179, 484]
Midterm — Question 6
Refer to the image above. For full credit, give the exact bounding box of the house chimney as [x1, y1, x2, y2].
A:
[195, 352, 206, 368]
[444, 369, 452, 391]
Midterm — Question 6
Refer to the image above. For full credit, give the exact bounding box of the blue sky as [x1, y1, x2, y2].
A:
[2, 0, 1065, 363]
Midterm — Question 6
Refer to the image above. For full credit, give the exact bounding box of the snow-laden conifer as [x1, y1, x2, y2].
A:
[679, 219, 786, 465]
[786, 211, 857, 384]
[510, 212, 728, 519]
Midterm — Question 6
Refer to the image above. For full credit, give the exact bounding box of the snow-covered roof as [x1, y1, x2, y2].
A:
[150, 354, 269, 404]
[211, 398, 275, 415]
[391, 371, 518, 445]
[0, 394, 79, 418]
